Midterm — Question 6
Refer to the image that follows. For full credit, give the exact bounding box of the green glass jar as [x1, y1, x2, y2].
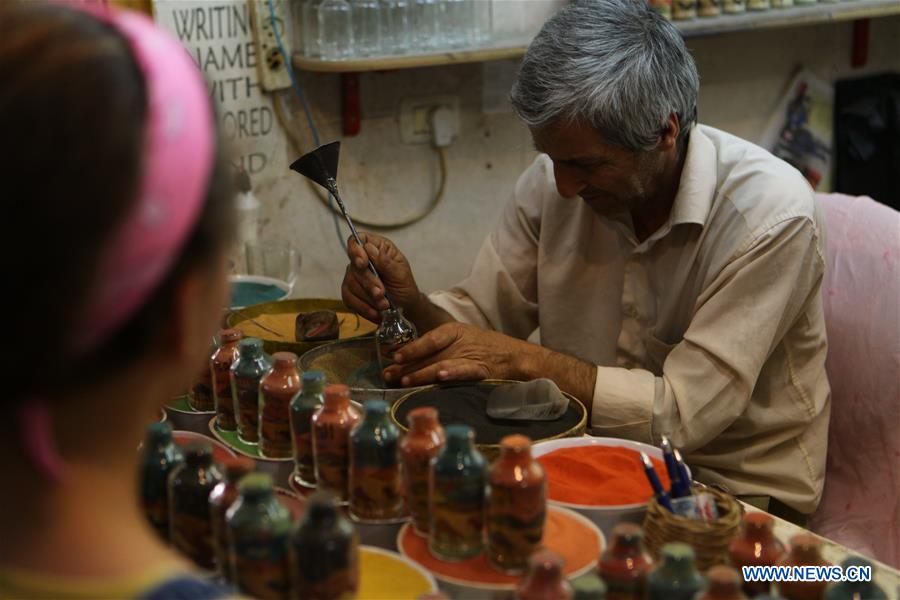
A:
[348, 400, 404, 523]
[824, 556, 887, 600]
[293, 491, 360, 599]
[226, 472, 293, 599]
[138, 422, 184, 540]
[429, 424, 487, 561]
[647, 543, 706, 600]
[230, 337, 272, 444]
[290, 370, 326, 488]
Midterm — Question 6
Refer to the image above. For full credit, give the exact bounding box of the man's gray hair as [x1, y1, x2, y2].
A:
[510, 0, 700, 152]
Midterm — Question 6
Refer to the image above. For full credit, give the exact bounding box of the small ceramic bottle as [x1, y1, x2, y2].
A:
[399, 406, 445, 536]
[230, 337, 272, 444]
[312, 383, 361, 503]
[777, 534, 832, 600]
[824, 556, 887, 599]
[429, 424, 487, 561]
[168, 441, 223, 570]
[188, 342, 216, 411]
[292, 491, 360, 600]
[212, 328, 243, 430]
[573, 571, 607, 600]
[517, 549, 574, 600]
[139, 422, 184, 540]
[349, 399, 405, 522]
[597, 522, 653, 600]
[646, 543, 705, 600]
[698, 0, 721, 16]
[259, 352, 301, 459]
[729, 512, 786, 597]
[697, 566, 748, 600]
[226, 473, 293, 599]
[209, 456, 255, 582]
[673, 0, 698, 19]
[486, 434, 546, 574]
[290, 370, 326, 488]
[374, 307, 417, 372]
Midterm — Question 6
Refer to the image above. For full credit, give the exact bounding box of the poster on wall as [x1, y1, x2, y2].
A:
[153, 0, 287, 182]
[760, 69, 834, 192]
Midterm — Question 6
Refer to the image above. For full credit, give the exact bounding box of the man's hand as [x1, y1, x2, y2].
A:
[383, 322, 526, 387]
[341, 232, 422, 322]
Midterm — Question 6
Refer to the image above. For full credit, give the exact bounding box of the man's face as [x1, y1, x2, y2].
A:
[532, 121, 669, 218]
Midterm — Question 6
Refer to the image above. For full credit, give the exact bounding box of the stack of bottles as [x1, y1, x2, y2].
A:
[649, 0, 843, 22]
[293, 0, 494, 61]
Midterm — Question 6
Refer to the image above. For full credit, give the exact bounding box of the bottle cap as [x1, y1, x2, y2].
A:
[301, 370, 326, 393]
[408, 407, 439, 429]
[272, 352, 298, 368]
[743, 511, 774, 532]
[526, 549, 565, 577]
[219, 328, 243, 344]
[304, 490, 341, 521]
[239, 472, 274, 497]
[660, 542, 695, 565]
[145, 421, 172, 444]
[499, 434, 532, 454]
[238, 337, 264, 356]
[705, 565, 741, 595]
[364, 399, 389, 416]
[610, 522, 644, 546]
[324, 383, 351, 407]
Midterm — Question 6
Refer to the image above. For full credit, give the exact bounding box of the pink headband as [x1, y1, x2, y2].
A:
[73, 4, 215, 353]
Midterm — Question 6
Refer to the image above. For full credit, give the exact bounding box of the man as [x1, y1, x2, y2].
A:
[342, 0, 830, 519]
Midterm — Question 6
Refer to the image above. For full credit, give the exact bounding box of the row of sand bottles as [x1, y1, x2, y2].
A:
[140, 424, 360, 598]
[649, 0, 830, 21]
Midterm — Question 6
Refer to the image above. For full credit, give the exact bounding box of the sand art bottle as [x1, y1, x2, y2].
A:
[292, 491, 360, 600]
[399, 406, 445, 536]
[168, 441, 223, 570]
[312, 383, 361, 503]
[209, 456, 254, 582]
[290, 370, 326, 488]
[517, 549, 574, 600]
[188, 341, 216, 411]
[259, 352, 301, 459]
[375, 307, 417, 372]
[486, 434, 547, 574]
[778, 534, 831, 600]
[429, 424, 487, 560]
[231, 337, 272, 444]
[729, 512, 785, 597]
[226, 473, 293, 599]
[697, 565, 748, 600]
[598, 522, 653, 600]
[825, 556, 887, 600]
[349, 399, 405, 522]
[646, 543, 705, 600]
[212, 328, 243, 430]
[139, 421, 184, 540]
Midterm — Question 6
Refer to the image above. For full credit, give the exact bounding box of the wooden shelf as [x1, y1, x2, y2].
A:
[292, 0, 900, 72]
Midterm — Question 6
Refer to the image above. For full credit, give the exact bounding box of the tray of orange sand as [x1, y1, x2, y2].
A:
[397, 505, 604, 595]
[226, 298, 376, 356]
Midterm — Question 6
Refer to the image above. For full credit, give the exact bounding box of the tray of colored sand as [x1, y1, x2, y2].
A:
[532, 437, 690, 538]
[358, 546, 438, 599]
[397, 505, 602, 598]
[226, 298, 377, 357]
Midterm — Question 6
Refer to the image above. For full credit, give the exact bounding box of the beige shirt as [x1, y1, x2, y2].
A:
[430, 125, 831, 514]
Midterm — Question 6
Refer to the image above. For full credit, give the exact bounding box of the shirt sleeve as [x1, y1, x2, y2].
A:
[591, 216, 825, 451]
[428, 158, 546, 340]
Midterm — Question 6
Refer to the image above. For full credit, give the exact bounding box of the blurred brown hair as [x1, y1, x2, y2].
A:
[0, 2, 235, 403]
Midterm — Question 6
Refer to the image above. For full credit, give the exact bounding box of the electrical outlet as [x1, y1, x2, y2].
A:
[248, 0, 292, 92]
[399, 96, 460, 145]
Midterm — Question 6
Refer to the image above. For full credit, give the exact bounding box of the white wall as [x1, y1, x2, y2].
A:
[257, 14, 900, 300]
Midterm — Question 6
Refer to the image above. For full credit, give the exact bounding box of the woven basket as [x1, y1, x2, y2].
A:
[642, 485, 743, 571]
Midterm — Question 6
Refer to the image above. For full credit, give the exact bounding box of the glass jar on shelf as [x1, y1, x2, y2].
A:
[319, 0, 354, 60]
[413, 0, 442, 50]
[381, 0, 412, 54]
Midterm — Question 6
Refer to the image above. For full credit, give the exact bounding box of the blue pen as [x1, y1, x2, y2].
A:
[640, 451, 674, 513]
[661, 436, 690, 498]
[673, 449, 693, 496]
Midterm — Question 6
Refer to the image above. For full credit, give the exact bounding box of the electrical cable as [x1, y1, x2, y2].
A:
[267, 0, 447, 231]
[266, 0, 344, 249]
[274, 94, 448, 229]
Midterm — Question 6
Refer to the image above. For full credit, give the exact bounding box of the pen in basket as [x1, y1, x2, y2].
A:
[640, 452, 674, 513]
[660, 435, 691, 499]
[673, 449, 692, 494]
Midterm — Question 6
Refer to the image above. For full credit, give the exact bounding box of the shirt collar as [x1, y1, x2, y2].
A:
[669, 124, 718, 228]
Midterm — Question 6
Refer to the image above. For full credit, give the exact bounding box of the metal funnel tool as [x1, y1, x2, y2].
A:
[290, 141, 396, 310]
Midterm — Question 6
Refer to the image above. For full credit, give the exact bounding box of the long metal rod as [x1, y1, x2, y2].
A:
[326, 179, 397, 311]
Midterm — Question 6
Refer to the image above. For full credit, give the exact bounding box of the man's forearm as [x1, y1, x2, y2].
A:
[405, 292, 456, 333]
[514, 344, 597, 419]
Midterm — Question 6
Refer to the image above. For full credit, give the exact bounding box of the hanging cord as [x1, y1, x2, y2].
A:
[267, 0, 345, 249]
[274, 93, 448, 229]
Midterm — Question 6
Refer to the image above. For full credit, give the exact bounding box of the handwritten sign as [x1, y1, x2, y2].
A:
[154, 0, 286, 179]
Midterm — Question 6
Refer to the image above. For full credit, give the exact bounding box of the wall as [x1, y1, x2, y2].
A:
[253, 13, 900, 300]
